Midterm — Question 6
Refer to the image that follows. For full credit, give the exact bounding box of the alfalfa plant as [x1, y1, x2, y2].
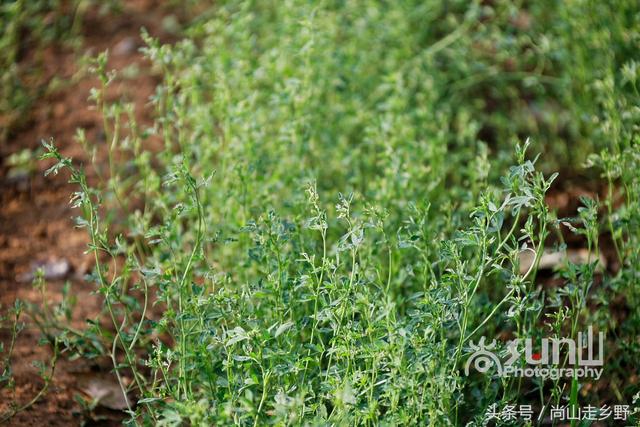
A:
[39, 129, 560, 425]
[24, 0, 640, 424]
[0, 273, 61, 423]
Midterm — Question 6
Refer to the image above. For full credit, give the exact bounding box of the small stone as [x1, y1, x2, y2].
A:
[113, 36, 137, 56]
[519, 248, 607, 275]
[17, 258, 71, 282]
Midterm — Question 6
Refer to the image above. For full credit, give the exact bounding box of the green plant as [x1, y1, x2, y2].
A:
[0, 273, 61, 423]
[9, 0, 640, 424]
[0, 0, 122, 143]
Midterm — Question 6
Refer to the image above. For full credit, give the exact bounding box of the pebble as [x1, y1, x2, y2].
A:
[17, 258, 71, 283]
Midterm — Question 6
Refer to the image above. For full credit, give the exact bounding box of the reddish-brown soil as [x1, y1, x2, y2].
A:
[0, 1, 175, 424]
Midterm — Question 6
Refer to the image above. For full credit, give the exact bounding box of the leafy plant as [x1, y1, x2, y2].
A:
[3, 0, 639, 425]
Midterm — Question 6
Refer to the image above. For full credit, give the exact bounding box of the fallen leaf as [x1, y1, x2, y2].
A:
[78, 374, 130, 410]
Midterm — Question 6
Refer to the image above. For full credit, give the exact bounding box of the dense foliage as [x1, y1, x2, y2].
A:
[3, 0, 640, 425]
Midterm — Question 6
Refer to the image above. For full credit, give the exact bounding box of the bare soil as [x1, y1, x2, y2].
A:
[0, 1, 175, 424]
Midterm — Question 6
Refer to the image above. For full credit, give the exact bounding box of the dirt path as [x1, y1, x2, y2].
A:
[0, 2, 174, 424]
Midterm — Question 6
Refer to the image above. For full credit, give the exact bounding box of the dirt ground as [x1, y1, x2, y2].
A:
[0, 1, 175, 424]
